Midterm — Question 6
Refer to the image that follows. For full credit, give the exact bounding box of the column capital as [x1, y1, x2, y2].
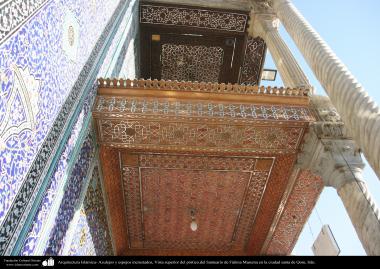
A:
[310, 95, 352, 139]
[298, 131, 364, 190]
[270, 0, 380, 180]
[248, 1, 279, 38]
[297, 95, 364, 190]
[271, 0, 291, 9]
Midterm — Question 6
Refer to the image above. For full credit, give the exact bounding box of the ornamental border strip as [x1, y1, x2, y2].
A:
[139, 3, 248, 33]
[0, 0, 51, 46]
[0, 0, 128, 255]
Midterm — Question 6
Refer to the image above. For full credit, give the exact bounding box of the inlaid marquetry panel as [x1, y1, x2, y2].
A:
[97, 118, 304, 154]
[239, 37, 267, 85]
[122, 153, 273, 251]
[94, 96, 313, 121]
[264, 170, 323, 255]
[161, 44, 224, 82]
[93, 81, 313, 155]
[140, 4, 248, 33]
[93, 78, 319, 256]
[139, 2, 254, 84]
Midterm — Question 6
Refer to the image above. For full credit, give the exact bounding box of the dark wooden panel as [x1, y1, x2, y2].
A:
[139, 1, 251, 84]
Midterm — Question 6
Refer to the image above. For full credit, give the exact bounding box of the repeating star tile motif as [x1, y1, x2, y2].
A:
[0, 0, 119, 227]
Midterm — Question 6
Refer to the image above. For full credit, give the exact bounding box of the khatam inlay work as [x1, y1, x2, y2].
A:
[98, 118, 304, 153]
[94, 95, 311, 154]
[265, 170, 323, 255]
[140, 4, 248, 33]
[95, 97, 313, 122]
[0, 0, 125, 255]
[122, 153, 272, 251]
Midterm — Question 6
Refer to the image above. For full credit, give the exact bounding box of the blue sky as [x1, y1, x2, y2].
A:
[261, 0, 380, 255]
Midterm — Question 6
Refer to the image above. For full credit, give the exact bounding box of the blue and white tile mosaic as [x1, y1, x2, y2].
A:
[43, 130, 96, 255]
[0, 0, 119, 226]
[67, 167, 113, 256]
[0, 0, 126, 254]
[0, 0, 50, 43]
[20, 85, 96, 256]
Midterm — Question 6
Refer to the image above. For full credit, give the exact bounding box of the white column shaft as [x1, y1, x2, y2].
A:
[338, 179, 380, 255]
[262, 25, 311, 89]
[272, 0, 380, 179]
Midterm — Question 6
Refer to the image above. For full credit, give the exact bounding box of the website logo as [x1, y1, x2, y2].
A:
[42, 257, 54, 267]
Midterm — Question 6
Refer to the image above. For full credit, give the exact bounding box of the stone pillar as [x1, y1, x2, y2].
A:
[248, 9, 311, 89]
[298, 96, 380, 255]
[272, 0, 380, 180]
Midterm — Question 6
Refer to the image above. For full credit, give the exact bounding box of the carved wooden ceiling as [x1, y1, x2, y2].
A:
[139, 1, 266, 85]
[93, 78, 323, 256]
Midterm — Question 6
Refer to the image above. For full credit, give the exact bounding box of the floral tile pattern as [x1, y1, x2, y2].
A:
[68, 167, 113, 256]
[43, 130, 96, 255]
[0, 0, 128, 255]
[20, 85, 96, 255]
[0, 0, 119, 225]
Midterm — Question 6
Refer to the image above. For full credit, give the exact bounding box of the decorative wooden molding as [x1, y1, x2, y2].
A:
[98, 78, 310, 96]
[97, 78, 311, 106]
